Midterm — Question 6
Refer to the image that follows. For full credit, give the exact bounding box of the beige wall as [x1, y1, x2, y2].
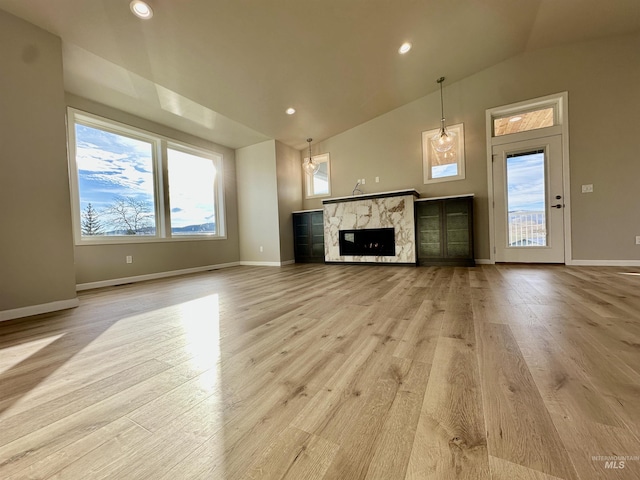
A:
[275, 141, 303, 263]
[303, 32, 640, 262]
[67, 95, 241, 285]
[236, 140, 282, 264]
[0, 10, 77, 312]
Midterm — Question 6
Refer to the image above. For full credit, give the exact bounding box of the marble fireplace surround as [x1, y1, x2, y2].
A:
[323, 189, 419, 264]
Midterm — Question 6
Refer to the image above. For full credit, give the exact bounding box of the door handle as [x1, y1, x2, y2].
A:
[552, 204, 563, 209]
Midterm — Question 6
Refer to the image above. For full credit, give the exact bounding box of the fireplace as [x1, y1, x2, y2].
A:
[323, 189, 418, 264]
[339, 228, 395, 256]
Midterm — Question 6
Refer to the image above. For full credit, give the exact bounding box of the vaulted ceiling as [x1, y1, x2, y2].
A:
[1, 0, 639, 149]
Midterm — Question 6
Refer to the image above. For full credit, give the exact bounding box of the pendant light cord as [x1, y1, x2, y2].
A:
[437, 76, 446, 122]
[431, 76, 455, 153]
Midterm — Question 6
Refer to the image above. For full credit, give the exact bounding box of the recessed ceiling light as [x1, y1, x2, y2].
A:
[509, 116, 523, 122]
[398, 42, 412, 54]
[130, 0, 153, 19]
[286, 107, 296, 115]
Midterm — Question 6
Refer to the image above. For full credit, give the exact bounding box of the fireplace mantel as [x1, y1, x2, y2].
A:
[322, 189, 419, 205]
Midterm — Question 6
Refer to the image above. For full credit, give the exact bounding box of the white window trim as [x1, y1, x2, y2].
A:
[67, 107, 226, 245]
[489, 94, 564, 146]
[304, 153, 331, 199]
[485, 92, 572, 264]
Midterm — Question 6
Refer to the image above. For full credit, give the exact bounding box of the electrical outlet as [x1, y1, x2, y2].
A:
[361, 178, 366, 185]
[581, 184, 593, 193]
[259, 246, 263, 252]
[375, 176, 380, 183]
[126, 255, 133, 264]
[636, 236, 640, 245]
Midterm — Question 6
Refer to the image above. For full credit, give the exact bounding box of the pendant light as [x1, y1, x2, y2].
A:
[431, 76, 455, 153]
[303, 138, 319, 176]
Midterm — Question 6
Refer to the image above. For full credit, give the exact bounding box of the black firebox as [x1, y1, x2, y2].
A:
[339, 228, 395, 256]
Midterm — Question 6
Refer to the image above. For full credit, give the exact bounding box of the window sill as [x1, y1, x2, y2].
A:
[75, 235, 228, 246]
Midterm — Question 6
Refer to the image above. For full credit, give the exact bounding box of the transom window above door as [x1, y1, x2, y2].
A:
[493, 107, 555, 137]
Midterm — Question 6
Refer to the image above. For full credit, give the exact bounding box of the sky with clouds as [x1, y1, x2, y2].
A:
[167, 148, 216, 230]
[76, 124, 154, 210]
[75, 124, 216, 233]
[506, 152, 546, 212]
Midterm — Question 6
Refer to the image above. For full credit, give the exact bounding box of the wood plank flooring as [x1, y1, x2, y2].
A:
[1, 264, 639, 479]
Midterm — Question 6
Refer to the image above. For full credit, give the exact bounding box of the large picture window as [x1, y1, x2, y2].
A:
[68, 109, 225, 244]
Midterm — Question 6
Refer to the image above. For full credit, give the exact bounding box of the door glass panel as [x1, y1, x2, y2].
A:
[445, 200, 470, 257]
[417, 202, 442, 257]
[506, 150, 547, 247]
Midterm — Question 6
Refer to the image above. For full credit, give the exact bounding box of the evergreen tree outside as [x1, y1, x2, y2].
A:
[81, 203, 103, 236]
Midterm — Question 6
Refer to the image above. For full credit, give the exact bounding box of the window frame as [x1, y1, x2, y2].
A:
[492, 105, 557, 137]
[165, 142, 225, 238]
[67, 108, 226, 245]
[422, 122, 466, 184]
[304, 153, 331, 199]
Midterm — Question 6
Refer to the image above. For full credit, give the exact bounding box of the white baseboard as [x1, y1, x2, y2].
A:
[475, 259, 494, 265]
[0, 297, 80, 322]
[239, 261, 293, 267]
[76, 261, 240, 291]
[568, 259, 640, 267]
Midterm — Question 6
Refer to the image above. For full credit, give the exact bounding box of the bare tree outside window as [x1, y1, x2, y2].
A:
[70, 110, 225, 242]
[103, 196, 155, 235]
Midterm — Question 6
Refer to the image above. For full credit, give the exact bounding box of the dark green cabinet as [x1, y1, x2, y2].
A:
[293, 210, 325, 263]
[415, 196, 475, 266]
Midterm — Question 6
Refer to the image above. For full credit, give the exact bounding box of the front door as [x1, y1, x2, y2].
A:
[492, 135, 565, 263]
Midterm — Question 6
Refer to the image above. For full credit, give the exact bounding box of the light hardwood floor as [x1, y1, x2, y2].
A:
[1, 264, 639, 479]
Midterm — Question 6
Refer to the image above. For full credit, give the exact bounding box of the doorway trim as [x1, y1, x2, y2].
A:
[486, 92, 572, 264]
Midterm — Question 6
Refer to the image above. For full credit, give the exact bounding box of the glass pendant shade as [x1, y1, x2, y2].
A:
[431, 119, 456, 153]
[303, 137, 319, 176]
[303, 158, 320, 175]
